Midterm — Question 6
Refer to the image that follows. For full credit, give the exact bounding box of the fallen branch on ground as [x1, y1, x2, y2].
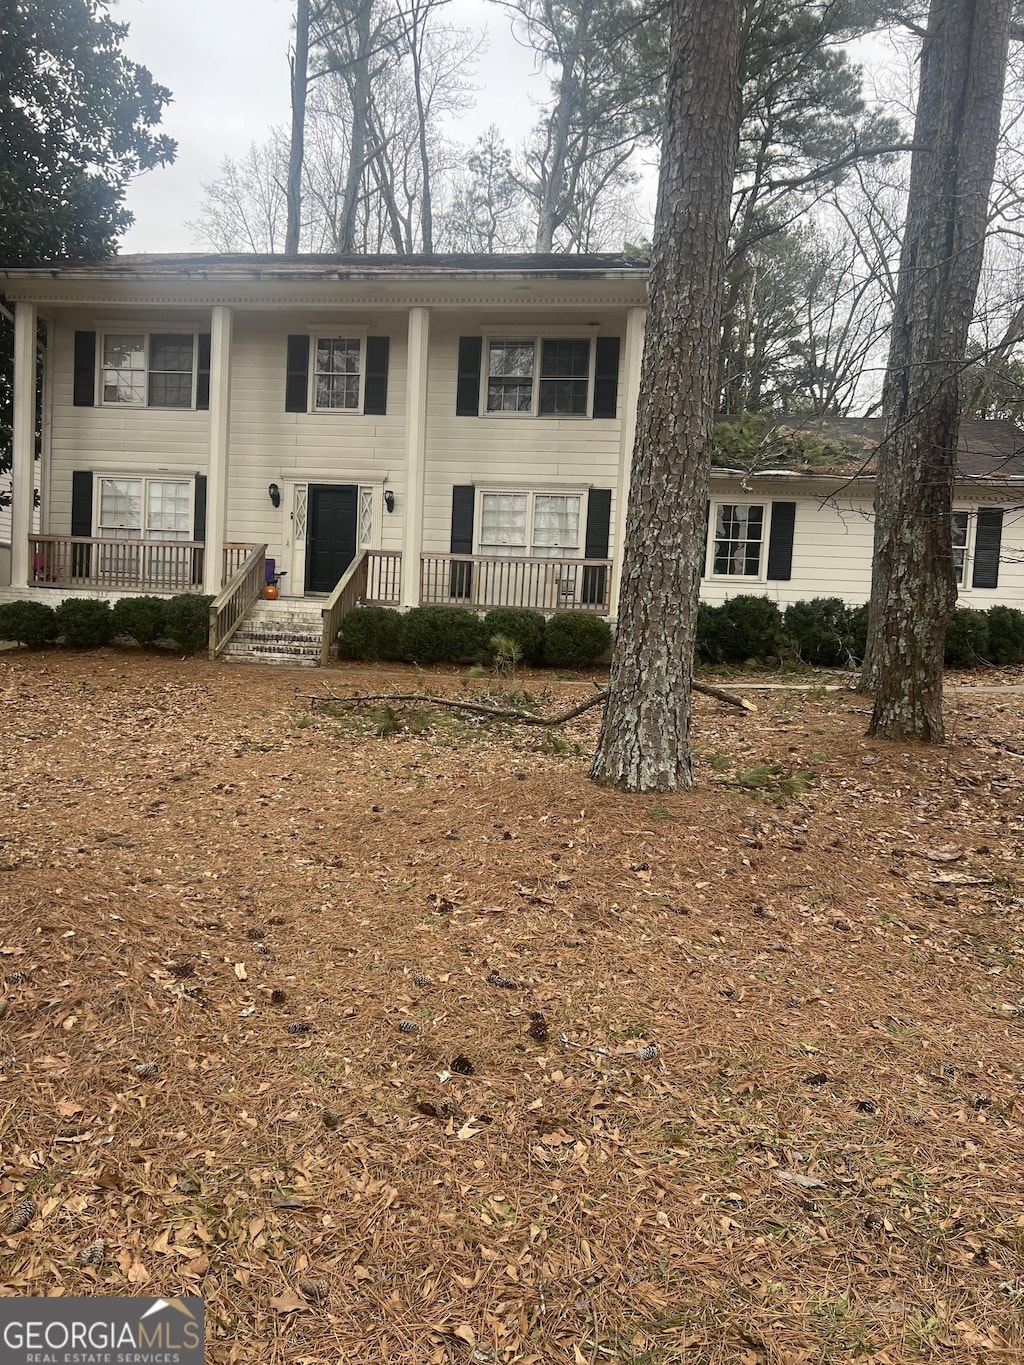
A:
[300, 681, 754, 726]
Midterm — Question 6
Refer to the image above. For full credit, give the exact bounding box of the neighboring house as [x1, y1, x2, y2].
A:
[1, 253, 1022, 658]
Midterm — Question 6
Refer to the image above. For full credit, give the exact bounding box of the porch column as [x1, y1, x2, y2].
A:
[401, 306, 430, 608]
[609, 305, 647, 618]
[10, 302, 37, 588]
[203, 305, 233, 596]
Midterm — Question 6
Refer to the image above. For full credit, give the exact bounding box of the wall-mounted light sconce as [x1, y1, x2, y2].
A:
[384, 489, 396, 514]
[268, 483, 282, 508]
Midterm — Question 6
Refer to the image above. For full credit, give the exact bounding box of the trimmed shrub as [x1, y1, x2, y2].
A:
[711, 595, 786, 664]
[483, 608, 546, 666]
[337, 605, 404, 661]
[695, 602, 721, 665]
[986, 605, 1024, 666]
[164, 594, 214, 652]
[543, 613, 612, 669]
[944, 607, 989, 668]
[55, 598, 115, 647]
[783, 597, 856, 667]
[111, 595, 168, 647]
[0, 600, 59, 648]
[847, 603, 870, 665]
[399, 606, 487, 664]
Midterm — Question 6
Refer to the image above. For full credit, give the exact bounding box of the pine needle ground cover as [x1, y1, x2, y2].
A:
[1, 654, 1023, 1364]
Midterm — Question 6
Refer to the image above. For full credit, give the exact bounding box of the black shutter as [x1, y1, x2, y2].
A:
[450, 484, 475, 598]
[364, 335, 390, 415]
[193, 474, 208, 541]
[972, 507, 1003, 588]
[70, 470, 93, 579]
[766, 501, 796, 581]
[456, 337, 483, 416]
[192, 474, 208, 585]
[582, 488, 612, 606]
[73, 332, 96, 407]
[196, 333, 211, 410]
[703, 500, 711, 577]
[592, 337, 620, 419]
[285, 335, 310, 412]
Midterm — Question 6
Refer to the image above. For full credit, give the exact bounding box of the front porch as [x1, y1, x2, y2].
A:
[28, 536, 258, 595]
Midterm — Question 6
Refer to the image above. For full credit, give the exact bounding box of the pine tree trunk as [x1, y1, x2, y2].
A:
[285, 0, 310, 255]
[864, 0, 1011, 741]
[589, 0, 741, 793]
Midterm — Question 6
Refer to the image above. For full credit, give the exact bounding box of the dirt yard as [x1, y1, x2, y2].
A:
[1, 651, 1023, 1364]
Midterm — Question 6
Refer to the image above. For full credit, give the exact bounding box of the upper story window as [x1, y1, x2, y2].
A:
[314, 337, 363, 410]
[102, 333, 196, 408]
[484, 337, 594, 416]
[711, 503, 765, 577]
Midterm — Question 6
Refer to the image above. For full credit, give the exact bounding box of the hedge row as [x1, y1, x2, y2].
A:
[338, 605, 612, 669]
[0, 595, 214, 651]
[697, 595, 1024, 669]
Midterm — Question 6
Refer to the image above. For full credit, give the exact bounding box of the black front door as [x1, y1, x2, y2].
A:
[306, 484, 358, 592]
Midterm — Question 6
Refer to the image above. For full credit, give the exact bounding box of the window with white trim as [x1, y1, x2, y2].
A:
[711, 503, 765, 577]
[479, 491, 583, 557]
[314, 337, 363, 410]
[484, 338, 593, 415]
[952, 510, 970, 585]
[97, 477, 192, 541]
[101, 334, 197, 408]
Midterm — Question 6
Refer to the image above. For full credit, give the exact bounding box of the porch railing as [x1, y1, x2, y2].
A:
[419, 554, 613, 614]
[319, 549, 403, 665]
[223, 543, 257, 583]
[208, 544, 267, 660]
[30, 535, 206, 594]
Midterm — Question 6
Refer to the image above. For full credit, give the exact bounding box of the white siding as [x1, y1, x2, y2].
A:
[422, 315, 629, 559]
[702, 479, 1024, 611]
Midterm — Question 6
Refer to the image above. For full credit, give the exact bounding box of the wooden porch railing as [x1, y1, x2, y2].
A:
[208, 544, 267, 660]
[319, 550, 403, 665]
[30, 535, 206, 594]
[223, 543, 257, 583]
[419, 554, 612, 614]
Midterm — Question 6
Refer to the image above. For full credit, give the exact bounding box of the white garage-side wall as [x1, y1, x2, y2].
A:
[701, 477, 1024, 611]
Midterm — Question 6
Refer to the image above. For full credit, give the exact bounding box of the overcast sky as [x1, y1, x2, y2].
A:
[116, 0, 541, 252]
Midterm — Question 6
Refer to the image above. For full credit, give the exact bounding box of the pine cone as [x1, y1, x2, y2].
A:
[412, 973, 431, 987]
[298, 1278, 329, 1302]
[6, 1197, 34, 1235]
[436, 1097, 457, 1120]
[287, 1021, 312, 1035]
[134, 1061, 159, 1078]
[635, 1043, 659, 1061]
[79, 1238, 107, 1267]
[247, 926, 266, 940]
[527, 1015, 549, 1043]
[321, 1108, 340, 1130]
[254, 943, 271, 956]
[451, 1054, 475, 1076]
[398, 1019, 421, 1034]
[7, 971, 27, 986]
[487, 971, 519, 990]
[270, 988, 287, 1005]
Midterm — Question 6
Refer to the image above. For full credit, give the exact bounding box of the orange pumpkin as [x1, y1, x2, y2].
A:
[264, 583, 280, 601]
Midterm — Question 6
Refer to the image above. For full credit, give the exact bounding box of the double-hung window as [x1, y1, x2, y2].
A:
[711, 503, 765, 577]
[484, 338, 593, 416]
[314, 337, 363, 411]
[101, 334, 196, 408]
[97, 477, 192, 542]
[952, 510, 970, 585]
[479, 491, 583, 558]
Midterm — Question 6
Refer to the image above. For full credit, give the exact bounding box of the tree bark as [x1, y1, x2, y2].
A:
[863, 0, 1011, 741]
[589, 0, 742, 792]
[285, 0, 311, 255]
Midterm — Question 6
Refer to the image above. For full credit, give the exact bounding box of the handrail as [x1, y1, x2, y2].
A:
[419, 553, 613, 614]
[320, 549, 370, 666]
[208, 543, 267, 660]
